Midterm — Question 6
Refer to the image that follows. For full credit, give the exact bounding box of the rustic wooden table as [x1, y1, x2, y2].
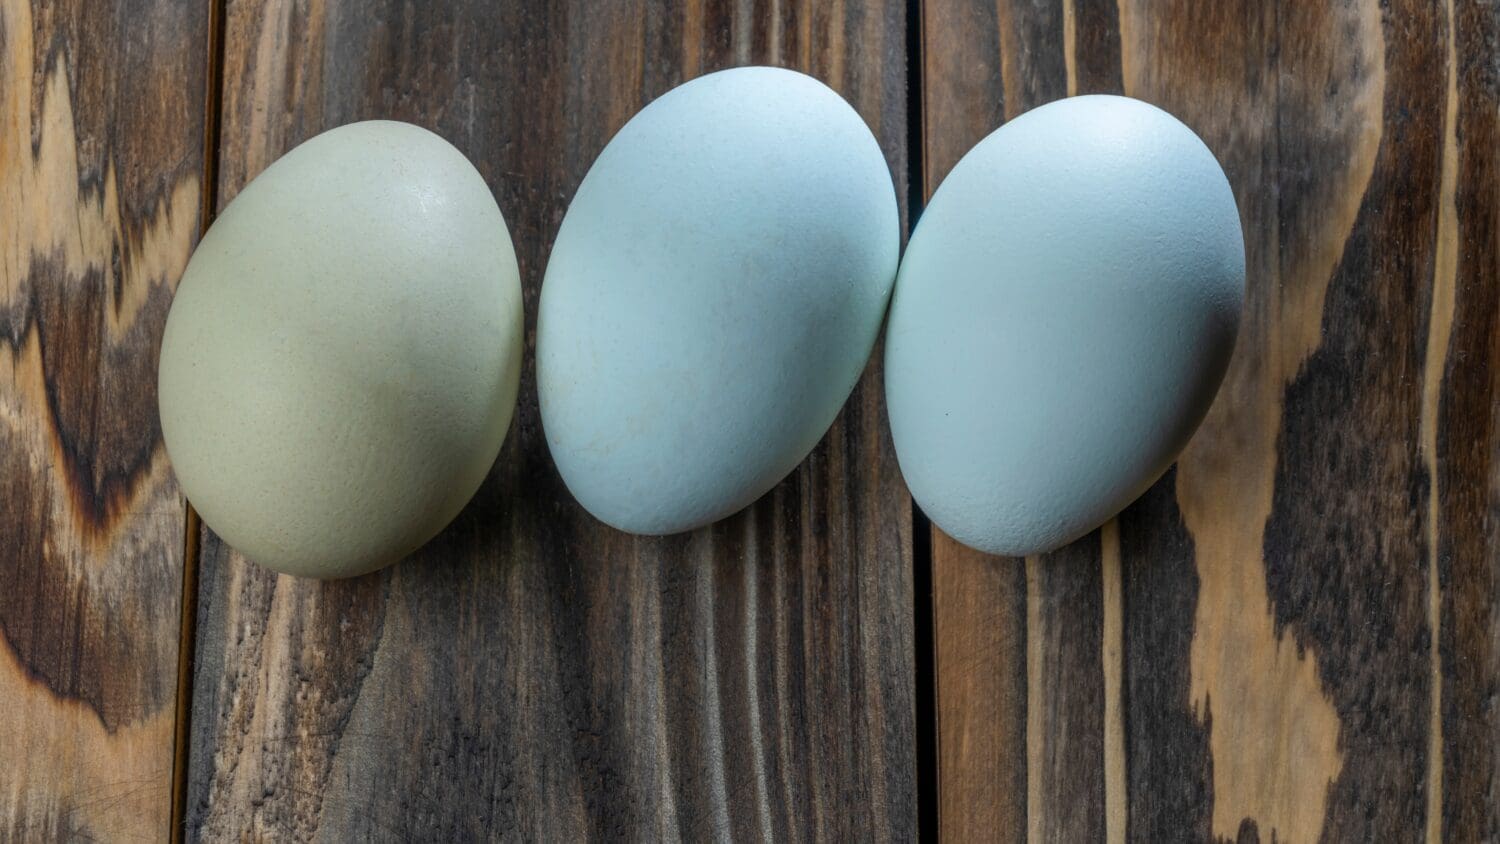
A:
[2, 0, 1495, 841]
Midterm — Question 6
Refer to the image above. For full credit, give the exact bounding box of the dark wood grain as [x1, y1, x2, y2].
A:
[1119, 472, 1212, 842]
[183, 1, 915, 839]
[0, 0, 208, 838]
[1435, 1, 1499, 840]
[1119, 1, 1306, 839]
[1027, 542, 1106, 842]
[6, 0, 1494, 839]
[924, 0, 1500, 840]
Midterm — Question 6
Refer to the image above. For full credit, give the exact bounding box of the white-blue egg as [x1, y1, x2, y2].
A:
[885, 95, 1244, 556]
[538, 67, 900, 535]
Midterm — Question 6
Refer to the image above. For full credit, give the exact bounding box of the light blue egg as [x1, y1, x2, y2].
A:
[885, 95, 1245, 556]
[538, 67, 900, 535]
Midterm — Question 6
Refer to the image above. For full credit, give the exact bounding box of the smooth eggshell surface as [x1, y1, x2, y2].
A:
[158, 121, 523, 579]
[538, 67, 900, 535]
[885, 95, 1244, 557]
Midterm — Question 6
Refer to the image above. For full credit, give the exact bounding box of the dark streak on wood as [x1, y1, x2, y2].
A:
[0, 0, 204, 711]
[2, 261, 178, 714]
[1119, 472, 1214, 842]
[1071, 0, 1122, 93]
[1261, 0, 1446, 836]
[185, 0, 914, 839]
[0, 0, 207, 838]
[1032, 538, 1107, 841]
[27, 267, 172, 531]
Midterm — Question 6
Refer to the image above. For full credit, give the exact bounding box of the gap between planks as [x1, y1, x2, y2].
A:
[169, 0, 229, 839]
[906, 0, 941, 837]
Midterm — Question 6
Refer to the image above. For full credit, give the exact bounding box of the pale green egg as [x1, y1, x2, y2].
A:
[159, 121, 522, 579]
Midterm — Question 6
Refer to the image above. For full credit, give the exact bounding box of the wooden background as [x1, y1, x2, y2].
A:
[1, 0, 1495, 841]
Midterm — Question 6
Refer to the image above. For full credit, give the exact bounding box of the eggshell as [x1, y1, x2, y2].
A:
[158, 121, 523, 579]
[538, 67, 900, 535]
[885, 95, 1244, 556]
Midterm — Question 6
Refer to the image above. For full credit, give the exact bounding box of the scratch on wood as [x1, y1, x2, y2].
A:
[1024, 554, 1042, 844]
[1101, 519, 1125, 844]
[1423, 0, 1462, 836]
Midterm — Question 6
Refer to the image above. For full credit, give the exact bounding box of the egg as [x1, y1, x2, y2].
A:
[885, 95, 1244, 557]
[538, 67, 899, 535]
[158, 121, 523, 579]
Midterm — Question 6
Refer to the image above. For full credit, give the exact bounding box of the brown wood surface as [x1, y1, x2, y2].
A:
[923, 0, 1500, 842]
[4, 0, 1498, 840]
[0, 0, 209, 839]
[181, 0, 916, 840]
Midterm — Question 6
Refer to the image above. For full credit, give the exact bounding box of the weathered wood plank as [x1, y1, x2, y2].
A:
[922, 0, 1115, 839]
[1128, 0, 1433, 839]
[932, 532, 1027, 839]
[919, 6, 1015, 839]
[184, 1, 916, 839]
[1435, 1, 1500, 840]
[1117, 2, 1290, 839]
[1026, 542, 1106, 843]
[925, 0, 1499, 840]
[0, 0, 209, 838]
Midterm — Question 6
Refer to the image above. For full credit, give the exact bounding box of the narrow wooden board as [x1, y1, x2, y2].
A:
[184, 1, 916, 839]
[1432, 2, 1499, 839]
[0, 0, 209, 839]
[922, 1, 1119, 839]
[923, 0, 1500, 840]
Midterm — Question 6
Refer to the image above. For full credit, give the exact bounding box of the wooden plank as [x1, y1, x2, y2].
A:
[1435, 1, 1500, 840]
[922, 0, 1117, 839]
[0, 0, 209, 839]
[1026, 542, 1106, 842]
[183, 1, 916, 839]
[924, 0, 1500, 840]
[932, 533, 1027, 839]
[920, 4, 1024, 839]
[1116, 2, 1284, 837]
[1126, 0, 1442, 839]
